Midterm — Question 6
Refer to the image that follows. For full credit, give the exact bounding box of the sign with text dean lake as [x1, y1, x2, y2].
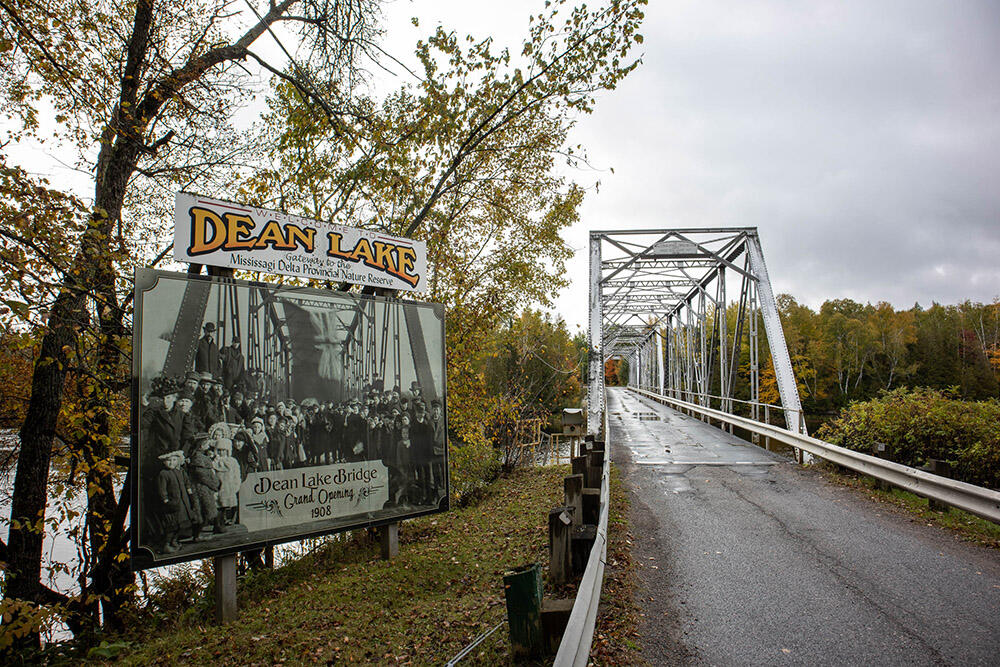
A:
[173, 192, 428, 292]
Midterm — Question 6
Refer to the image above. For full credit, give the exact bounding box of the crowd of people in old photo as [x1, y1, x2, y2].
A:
[140, 322, 446, 556]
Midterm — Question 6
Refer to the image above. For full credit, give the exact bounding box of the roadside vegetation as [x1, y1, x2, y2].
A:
[812, 386, 1000, 546]
[816, 387, 1000, 490]
[19, 465, 566, 665]
[0, 0, 645, 653]
[591, 466, 643, 665]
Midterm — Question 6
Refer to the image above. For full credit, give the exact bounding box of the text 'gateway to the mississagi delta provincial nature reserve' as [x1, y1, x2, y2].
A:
[173, 192, 428, 291]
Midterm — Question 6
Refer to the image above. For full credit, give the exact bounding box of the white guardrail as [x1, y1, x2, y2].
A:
[630, 387, 1000, 524]
[553, 391, 611, 667]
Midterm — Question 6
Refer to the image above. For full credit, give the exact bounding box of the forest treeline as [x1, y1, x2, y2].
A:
[772, 296, 1000, 413]
[601, 295, 1000, 411]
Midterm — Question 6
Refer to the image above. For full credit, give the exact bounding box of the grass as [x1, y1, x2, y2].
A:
[817, 464, 1000, 549]
[590, 465, 644, 666]
[98, 465, 571, 665]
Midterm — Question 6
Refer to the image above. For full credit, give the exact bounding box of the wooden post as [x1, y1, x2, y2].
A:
[586, 450, 604, 489]
[571, 524, 597, 575]
[379, 522, 399, 559]
[581, 488, 600, 525]
[548, 507, 574, 586]
[571, 455, 587, 480]
[214, 553, 238, 623]
[541, 599, 575, 653]
[564, 474, 583, 527]
[873, 442, 890, 491]
[503, 563, 544, 658]
[928, 460, 951, 512]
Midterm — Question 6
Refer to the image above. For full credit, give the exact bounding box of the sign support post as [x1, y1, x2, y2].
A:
[379, 523, 399, 560]
[214, 553, 238, 622]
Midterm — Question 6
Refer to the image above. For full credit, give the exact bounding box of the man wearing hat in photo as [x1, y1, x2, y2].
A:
[350, 398, 369, 454]
[173, 391, 199, 456]
[195, 321, 221, 377]
[182, 370, 201, 396]
[221, 337, 245, 393]
[410, 400, 435, 504]
[194, 372, 223, 432]
[430, 399, 446, 502]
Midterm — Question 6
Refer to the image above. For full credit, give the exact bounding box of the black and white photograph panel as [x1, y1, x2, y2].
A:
[131, 268, 448, 569]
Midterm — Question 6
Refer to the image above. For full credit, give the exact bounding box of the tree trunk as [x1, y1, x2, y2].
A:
[5, 286, 89, 652]
[3, 124, 141, 652]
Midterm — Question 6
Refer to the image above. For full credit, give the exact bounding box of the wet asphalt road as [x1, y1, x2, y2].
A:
[608, 387, 1000, 666]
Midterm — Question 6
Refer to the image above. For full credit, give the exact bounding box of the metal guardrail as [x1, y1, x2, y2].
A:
[630, 387, 1000, 524]
[553, 393, 611, 667]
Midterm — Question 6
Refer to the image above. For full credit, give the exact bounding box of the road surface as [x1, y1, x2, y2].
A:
[608, 387, 1000, 665]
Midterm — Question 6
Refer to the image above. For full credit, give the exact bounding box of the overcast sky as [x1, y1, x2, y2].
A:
[382, 0, 1000, 332]
[9, 1, 999, 334]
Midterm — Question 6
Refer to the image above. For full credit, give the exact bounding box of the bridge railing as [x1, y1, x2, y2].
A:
[633, 384, 807, 434]
[630, 386, 1000, 525]
[553, 391, 611, 667]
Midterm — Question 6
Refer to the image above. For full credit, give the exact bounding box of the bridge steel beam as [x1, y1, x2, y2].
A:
[588, 228, 808, 440]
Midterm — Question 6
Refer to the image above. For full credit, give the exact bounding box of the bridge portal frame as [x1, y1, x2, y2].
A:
[587, 228, 806, 438]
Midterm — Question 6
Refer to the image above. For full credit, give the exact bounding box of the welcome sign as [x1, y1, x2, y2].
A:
[173, 192, 427, 292]
[130, 269, 448, 570]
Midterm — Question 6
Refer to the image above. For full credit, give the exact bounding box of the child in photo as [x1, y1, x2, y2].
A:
[213, 437, 241, 525]
[189, 433, 226, 537]
[157, 450, 195, 553]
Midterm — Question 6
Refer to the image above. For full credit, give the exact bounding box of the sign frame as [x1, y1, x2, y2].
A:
[173, 192, 428, 292]
[130, 268, 448, 571]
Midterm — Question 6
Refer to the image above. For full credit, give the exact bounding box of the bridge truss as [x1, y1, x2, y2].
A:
[587, 228, 807, 438]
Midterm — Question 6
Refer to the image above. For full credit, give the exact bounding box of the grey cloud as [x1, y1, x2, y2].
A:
[555, 0, 1000, 327]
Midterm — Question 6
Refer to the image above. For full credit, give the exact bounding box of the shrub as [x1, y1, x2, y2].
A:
[448, 437, 501, 507]
[816, 387, 1000, 490]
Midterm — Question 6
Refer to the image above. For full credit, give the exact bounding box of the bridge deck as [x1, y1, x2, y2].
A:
[609, 387, 1000, 665]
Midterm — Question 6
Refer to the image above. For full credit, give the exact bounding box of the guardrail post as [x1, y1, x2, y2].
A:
[928, 460, 952, 512]
[763, 405, 771, 451]
[549, 507, 575, 586]
[504, 563, 544, 658]
[564, 475, 583, 527]
[571, 524, 597, 575]
[873, 442, 890, 491]
[581, 489, 600, 524]
[586, 450, 604, 489]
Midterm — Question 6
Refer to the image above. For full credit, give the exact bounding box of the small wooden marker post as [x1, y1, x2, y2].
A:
[564, 474, 583, 527]
[379, 522, 399, 559]
[214, 553, 238, 623]
[504, 563, 544, 658]
[548, 507, 574, 586]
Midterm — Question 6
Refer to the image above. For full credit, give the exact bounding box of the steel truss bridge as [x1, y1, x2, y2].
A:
[586, 228, 805, 439]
